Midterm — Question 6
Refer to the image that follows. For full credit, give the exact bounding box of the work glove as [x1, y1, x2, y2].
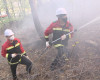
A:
[11, 53, 17, 58]
[61, 34, 66, 40]
[46, 41, 50, 48]
[25, 56, 30, 59]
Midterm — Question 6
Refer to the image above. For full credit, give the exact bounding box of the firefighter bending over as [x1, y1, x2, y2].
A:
[44, 8, 74, 71]
[1, 29, 32, 80]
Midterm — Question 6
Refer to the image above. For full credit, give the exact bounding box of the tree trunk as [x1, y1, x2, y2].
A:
[3, 0, 10, 18]
[19, 0, 25, 17]
[29, 0, 44, 40]
[10, 0, 15, 18]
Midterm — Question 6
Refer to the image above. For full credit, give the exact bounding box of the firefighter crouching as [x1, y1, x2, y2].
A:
[44, 8, 74, 71]
[1, 29, 32, 80]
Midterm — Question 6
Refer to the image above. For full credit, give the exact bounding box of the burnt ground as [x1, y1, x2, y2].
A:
[0, 20, 100, 80]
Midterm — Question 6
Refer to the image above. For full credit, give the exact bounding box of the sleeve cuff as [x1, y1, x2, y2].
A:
[6, 53, 9, 58]
[45, 36, 49, 41]
[21, 51, 27, 56]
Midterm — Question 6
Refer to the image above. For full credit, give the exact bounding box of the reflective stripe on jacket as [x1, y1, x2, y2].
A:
[1, 38, 26, 64]
[44, 20, 73, 47]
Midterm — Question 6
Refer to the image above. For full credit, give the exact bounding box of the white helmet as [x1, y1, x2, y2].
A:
[56, 8, 67, 16]
[4, 29, 14, 36]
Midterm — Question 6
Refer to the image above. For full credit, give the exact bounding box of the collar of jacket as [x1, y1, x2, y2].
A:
[57, 20, 69, 28]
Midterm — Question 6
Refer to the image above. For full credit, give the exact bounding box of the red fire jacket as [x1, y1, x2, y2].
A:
[44, 20, 73, 47]
[1, 38, 26, 62]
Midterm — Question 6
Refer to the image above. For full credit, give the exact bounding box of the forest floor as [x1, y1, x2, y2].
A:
[0, 18, 100, 80]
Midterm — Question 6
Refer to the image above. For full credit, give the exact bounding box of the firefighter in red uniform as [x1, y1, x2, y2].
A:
[1, 29, 32, 80]
[44, 8, 74, 71]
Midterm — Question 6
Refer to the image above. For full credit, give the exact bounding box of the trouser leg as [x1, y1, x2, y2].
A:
[63, 46, 71, 59]
[10, 64, 18, 80]
[20, 56, 32, 74]
[50, 47, 63, 70]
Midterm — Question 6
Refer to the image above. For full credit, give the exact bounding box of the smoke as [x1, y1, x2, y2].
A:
[10, 0, 100, 48]
[0, 1, 100, 79]
[37, 0, 100, 28]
